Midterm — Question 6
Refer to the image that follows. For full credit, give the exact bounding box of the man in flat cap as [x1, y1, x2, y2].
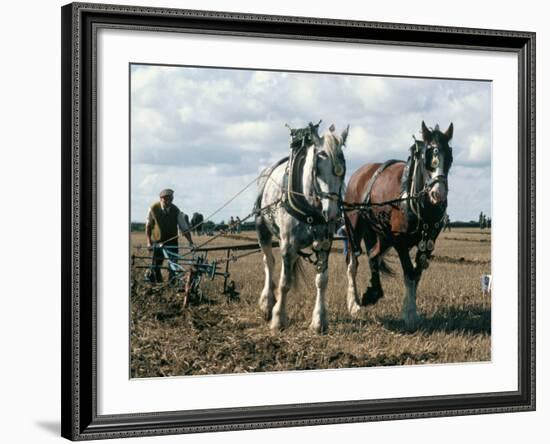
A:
[145, 189, 194, 283]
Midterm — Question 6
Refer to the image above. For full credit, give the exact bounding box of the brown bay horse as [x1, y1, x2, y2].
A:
[344, 122, 454, 330]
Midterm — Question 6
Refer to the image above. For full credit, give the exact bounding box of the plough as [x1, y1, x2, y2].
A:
[132, 235, 349, 307]
[132, 240, 279, 307]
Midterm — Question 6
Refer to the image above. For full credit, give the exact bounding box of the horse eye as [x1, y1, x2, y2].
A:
[433, 148, 439, 155]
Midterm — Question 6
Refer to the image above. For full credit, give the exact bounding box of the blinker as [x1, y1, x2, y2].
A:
[333, 164, 345, 177]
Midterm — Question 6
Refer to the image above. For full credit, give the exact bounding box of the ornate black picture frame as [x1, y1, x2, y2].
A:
[61, 2, 535, 440]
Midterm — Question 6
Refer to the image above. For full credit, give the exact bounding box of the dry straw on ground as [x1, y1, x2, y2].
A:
[130, 228, 491, 378]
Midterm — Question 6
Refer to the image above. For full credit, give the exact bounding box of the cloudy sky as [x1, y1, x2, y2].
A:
[130, 64, 491, 224]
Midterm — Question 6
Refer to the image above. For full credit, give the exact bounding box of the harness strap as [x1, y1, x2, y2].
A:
[363, 159, 405, 206]
[254, 156, 289, 215]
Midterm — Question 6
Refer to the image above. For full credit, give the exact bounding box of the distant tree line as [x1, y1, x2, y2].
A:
[131, 220, 257, 232]
[448, 220, 491, 228]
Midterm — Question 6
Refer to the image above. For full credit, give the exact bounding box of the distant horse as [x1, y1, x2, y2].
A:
[344, 122, 453, 329]
[255, 122, 349, 333]
[190, 212, 204, 235]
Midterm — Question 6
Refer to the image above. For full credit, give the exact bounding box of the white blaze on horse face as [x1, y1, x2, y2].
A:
[312, 129, 346, 223]
[429, 178, 447, 204]
[316, 156, 341, 221]
[428, 150, 448, 204]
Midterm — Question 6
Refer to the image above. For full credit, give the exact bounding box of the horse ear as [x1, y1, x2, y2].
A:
[341, 125, 350, 146]
[421, 121, 431, 141]
[445, 122, 454, 141]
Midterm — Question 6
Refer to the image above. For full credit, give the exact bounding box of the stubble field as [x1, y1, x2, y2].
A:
[130, 228, 491, 378]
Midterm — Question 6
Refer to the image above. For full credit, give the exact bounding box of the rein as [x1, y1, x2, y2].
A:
[340, 190, 428, 213]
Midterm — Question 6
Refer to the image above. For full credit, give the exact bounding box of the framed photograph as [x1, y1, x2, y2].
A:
[61, 2, 535, 440]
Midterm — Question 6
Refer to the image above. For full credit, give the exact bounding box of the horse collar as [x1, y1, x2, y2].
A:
[283, 145, 327, 226]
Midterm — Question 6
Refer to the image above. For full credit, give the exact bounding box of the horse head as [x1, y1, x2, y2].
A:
[308, 124, 348, 225]
[419, 121, 454, 205]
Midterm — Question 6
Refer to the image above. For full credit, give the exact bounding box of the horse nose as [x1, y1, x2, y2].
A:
[430, 189, 440, 204]
[430, 188, 446, 204]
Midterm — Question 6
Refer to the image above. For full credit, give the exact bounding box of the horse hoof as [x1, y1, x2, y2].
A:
[270, 311, 288, 331]
[348, 302, 363, 317]
[261, 305, 273, 321]
[362, 287, 384, 305]
[309, 320, 328, 335]
[270, 321, 287, 332]
[403, 313, 420, 331]
[259, 294, 275, 322]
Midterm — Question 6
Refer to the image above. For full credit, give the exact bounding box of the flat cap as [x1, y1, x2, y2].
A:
[159, 188, 174, 198]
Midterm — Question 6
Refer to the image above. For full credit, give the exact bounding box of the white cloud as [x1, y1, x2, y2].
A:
[224, 121, 276, 149]
[249, 71, 280, 94]
[130, 66, 160, 93]
[134, 107, 165, 133]
[131, 65, 492, 222]
[464, 134, 491, 164]
[353, 76, 390, 110]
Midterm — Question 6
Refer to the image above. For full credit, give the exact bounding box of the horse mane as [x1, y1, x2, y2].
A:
[321, 129, 346, 177]
[321, 129, 341, 152]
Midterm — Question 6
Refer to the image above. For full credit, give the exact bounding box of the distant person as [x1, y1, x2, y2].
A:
[235, 216, 242, 234]
[479, 211, 486, 230]
[336, 224, 348, 257]
[229, 216, 235, 233]
[443, 214, 451, 232]
[145, 189, 194, 283]
[191, 212, 204, 236]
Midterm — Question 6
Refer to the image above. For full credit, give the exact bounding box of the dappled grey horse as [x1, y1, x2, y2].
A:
[255, 122, 349, 333]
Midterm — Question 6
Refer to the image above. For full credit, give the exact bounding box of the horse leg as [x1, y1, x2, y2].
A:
[257, 219, 276, 321]
[346, 253, 362, 316]
[259, 245, 276, 321]
[396, 246, 421, 330]
[362, 231, 385, 305]
[271, 243, 296, 331]
[345, 218, 364, 316]
[311, 249, 330, 334]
